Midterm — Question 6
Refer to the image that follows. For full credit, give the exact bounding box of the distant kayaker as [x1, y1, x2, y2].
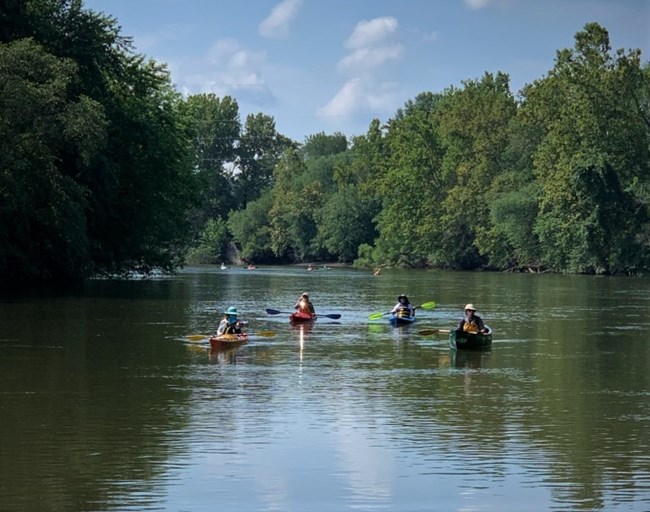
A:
[294, 292, 316, 314]
[217, 306, 244, 335]
[457, 304, 488, 334]
[391, 294, 414, 318]
[373, 267, 381, 276]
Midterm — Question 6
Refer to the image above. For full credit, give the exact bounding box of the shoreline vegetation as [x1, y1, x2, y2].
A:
[1, 2, 649, 284]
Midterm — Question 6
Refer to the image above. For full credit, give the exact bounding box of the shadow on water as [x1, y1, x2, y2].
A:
[451, 348, 492, 369]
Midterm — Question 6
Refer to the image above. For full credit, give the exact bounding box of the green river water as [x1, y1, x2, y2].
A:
[0, 265, 648, 511]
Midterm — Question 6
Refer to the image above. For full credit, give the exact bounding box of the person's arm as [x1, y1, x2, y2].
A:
[309, 302, 316, 314]
[477, 317, 487, 333]
[456, 319, 465, 331]
[217, 319, 226, 335]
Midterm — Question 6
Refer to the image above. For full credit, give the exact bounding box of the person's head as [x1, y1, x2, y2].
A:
[226, 306, 238, 322]
[464, 304, 476, 316]
[398, 294, 409, 304]
[302, 292, 309, 300]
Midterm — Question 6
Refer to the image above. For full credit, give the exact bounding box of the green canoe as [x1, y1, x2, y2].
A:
[449, 326, 493, 350]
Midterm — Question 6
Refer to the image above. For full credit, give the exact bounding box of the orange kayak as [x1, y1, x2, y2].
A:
[290, 312, 317, 323]
[209, 333, 249, 350]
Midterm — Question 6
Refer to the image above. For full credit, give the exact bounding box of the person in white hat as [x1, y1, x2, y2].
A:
[217, 306, 244, 335]
[457, 303, 488, 334]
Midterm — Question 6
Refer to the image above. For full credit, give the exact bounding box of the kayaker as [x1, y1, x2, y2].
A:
[456, 304, 488, 334]
[391, 294, 414, 318]
[294, 292, 316, 314]
[217, 306, 244, 335]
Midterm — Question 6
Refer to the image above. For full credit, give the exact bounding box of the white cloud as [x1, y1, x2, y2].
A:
[207, 39, 266, 72]
[318, 79, 363, 118]
[180, 38, 275, 106]
[338, 44, 403, 70]
[321, 16, 403, 122]
[259, 0, 302, 39]
[133, 28, 179, 53]
[346, 17, 398, 48]
[317, 79, 396, 119]
[338, 16, 402, 71]
[464, 0, 510, 9]
[421, 31, 439, 43]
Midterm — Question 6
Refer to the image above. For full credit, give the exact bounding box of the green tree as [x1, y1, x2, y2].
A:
[0, 0, 195, 281]
[301, 131, 348, 159]
[373, 92, 447, 267]
[89, 57, 193, 276]
[267, 147, 337, 261]
[484, 115, 542, 270]
[521, 23, 649, 273]
[180, 94, 240, 233]
[435, 73, 517, 269]
[315, 184, 377, 262]
[0, 39, 103, 279]
[234, 113, 294, 209]
[227, 191, 274, 262]
[185, 218, 230, 264]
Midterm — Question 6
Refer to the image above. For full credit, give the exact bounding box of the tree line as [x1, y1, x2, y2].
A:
[1, 1, 649, 284]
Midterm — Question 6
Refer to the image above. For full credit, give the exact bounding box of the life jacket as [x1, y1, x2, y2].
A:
[224, 323, 241, 334]
[396, 306, 412, 318]
[462, 319, 480, 334]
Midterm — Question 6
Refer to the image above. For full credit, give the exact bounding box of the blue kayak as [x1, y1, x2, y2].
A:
[389, 314, 416, 326]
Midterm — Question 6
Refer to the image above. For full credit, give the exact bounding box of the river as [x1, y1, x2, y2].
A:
[0, 265, 648, 511]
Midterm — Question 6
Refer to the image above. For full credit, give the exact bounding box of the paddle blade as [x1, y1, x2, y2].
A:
[256, 330, 276, 337]
[418, 301, 437, 310]
[186, 334, 209, 341]
[265, 308, 284, 315]
[368, 312, 387, 321]
[324, 313, 341, 320]
[418, 328, 450, 336]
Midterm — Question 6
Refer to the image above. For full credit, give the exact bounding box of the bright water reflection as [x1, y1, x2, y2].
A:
[0, 266, 649, 511]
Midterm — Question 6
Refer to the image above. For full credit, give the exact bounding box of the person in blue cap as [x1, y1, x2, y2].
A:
[217, 306, 244, 335]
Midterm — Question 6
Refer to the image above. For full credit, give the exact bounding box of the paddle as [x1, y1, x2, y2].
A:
[254, 330, 277, 337]
[265, 308, 341, 320]
[368, 301, 437, 321]
[418, 328, 451, 335]
[186, 334, 209, 342]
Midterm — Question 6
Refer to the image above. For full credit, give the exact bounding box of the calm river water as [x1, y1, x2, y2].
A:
[0, 266, 649, 511]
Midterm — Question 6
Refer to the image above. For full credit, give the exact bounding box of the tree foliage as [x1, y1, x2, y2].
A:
[3, 11, 649, 278]
[227, 191, 274, 262]
[180, 93, 240, 233]
[0, 1, 194, 282]
[521, 22, 649, 273]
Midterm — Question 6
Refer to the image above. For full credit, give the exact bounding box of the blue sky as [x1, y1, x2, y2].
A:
[84, 0, 649, 143]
